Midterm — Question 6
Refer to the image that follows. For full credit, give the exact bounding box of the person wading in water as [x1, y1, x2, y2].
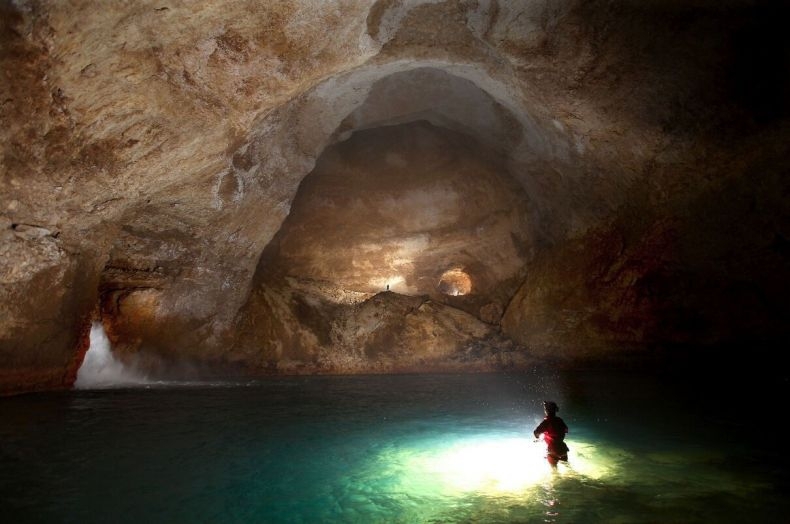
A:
[533, 400, 569, 466]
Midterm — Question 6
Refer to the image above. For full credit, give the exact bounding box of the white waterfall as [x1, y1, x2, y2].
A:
[74, 322, 149, 388]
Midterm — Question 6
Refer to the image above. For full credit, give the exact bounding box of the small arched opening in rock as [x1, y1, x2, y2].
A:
[437, 268, 472, 296]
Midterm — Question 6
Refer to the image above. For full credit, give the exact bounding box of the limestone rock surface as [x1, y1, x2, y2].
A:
[1, 0, 788, 392]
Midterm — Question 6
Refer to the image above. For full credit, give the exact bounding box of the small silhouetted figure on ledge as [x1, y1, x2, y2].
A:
[534, 400, 569, 466]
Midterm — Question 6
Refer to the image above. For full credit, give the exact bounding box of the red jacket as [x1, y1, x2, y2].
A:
[534, 415, 568, 453]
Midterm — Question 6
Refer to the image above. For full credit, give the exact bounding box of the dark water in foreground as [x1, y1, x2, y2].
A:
[1, 370, 787, 523]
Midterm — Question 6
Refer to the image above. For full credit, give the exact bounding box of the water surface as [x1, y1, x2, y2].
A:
[1, 370, 787, 523]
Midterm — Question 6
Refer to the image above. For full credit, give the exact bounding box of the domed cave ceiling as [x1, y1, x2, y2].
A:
[1, 0, 788, 393]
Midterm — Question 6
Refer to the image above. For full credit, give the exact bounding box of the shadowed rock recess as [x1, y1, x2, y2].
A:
[1, 0, 788, 393]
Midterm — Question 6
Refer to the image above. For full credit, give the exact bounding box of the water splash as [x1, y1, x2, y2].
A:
[74, 322, 149, 388]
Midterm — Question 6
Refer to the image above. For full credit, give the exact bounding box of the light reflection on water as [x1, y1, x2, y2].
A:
[0, 371, 786, 523]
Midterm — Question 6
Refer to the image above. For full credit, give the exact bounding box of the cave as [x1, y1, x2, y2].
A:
[1, 1, 788, 521]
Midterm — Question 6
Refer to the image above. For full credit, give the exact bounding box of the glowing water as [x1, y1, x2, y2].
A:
[74, 322, 149, 388]
[385, 435, 610, 498]
[2, 372, 786, 522]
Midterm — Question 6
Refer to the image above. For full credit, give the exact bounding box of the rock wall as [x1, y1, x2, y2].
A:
[235, 282, 527, 375]
[2, 0, 788, 392]
[0, 221, 102, 393]
[502, 133, 790, 362]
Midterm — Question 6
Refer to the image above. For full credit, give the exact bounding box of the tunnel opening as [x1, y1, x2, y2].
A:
[438, 268, 472, 297]
[255, 120, 531, 306]
[216, 59, 580, 374]
[237, 118, 534, 372]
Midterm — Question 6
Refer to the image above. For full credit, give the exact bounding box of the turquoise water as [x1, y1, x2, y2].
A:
[1, 370, 787, 523]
